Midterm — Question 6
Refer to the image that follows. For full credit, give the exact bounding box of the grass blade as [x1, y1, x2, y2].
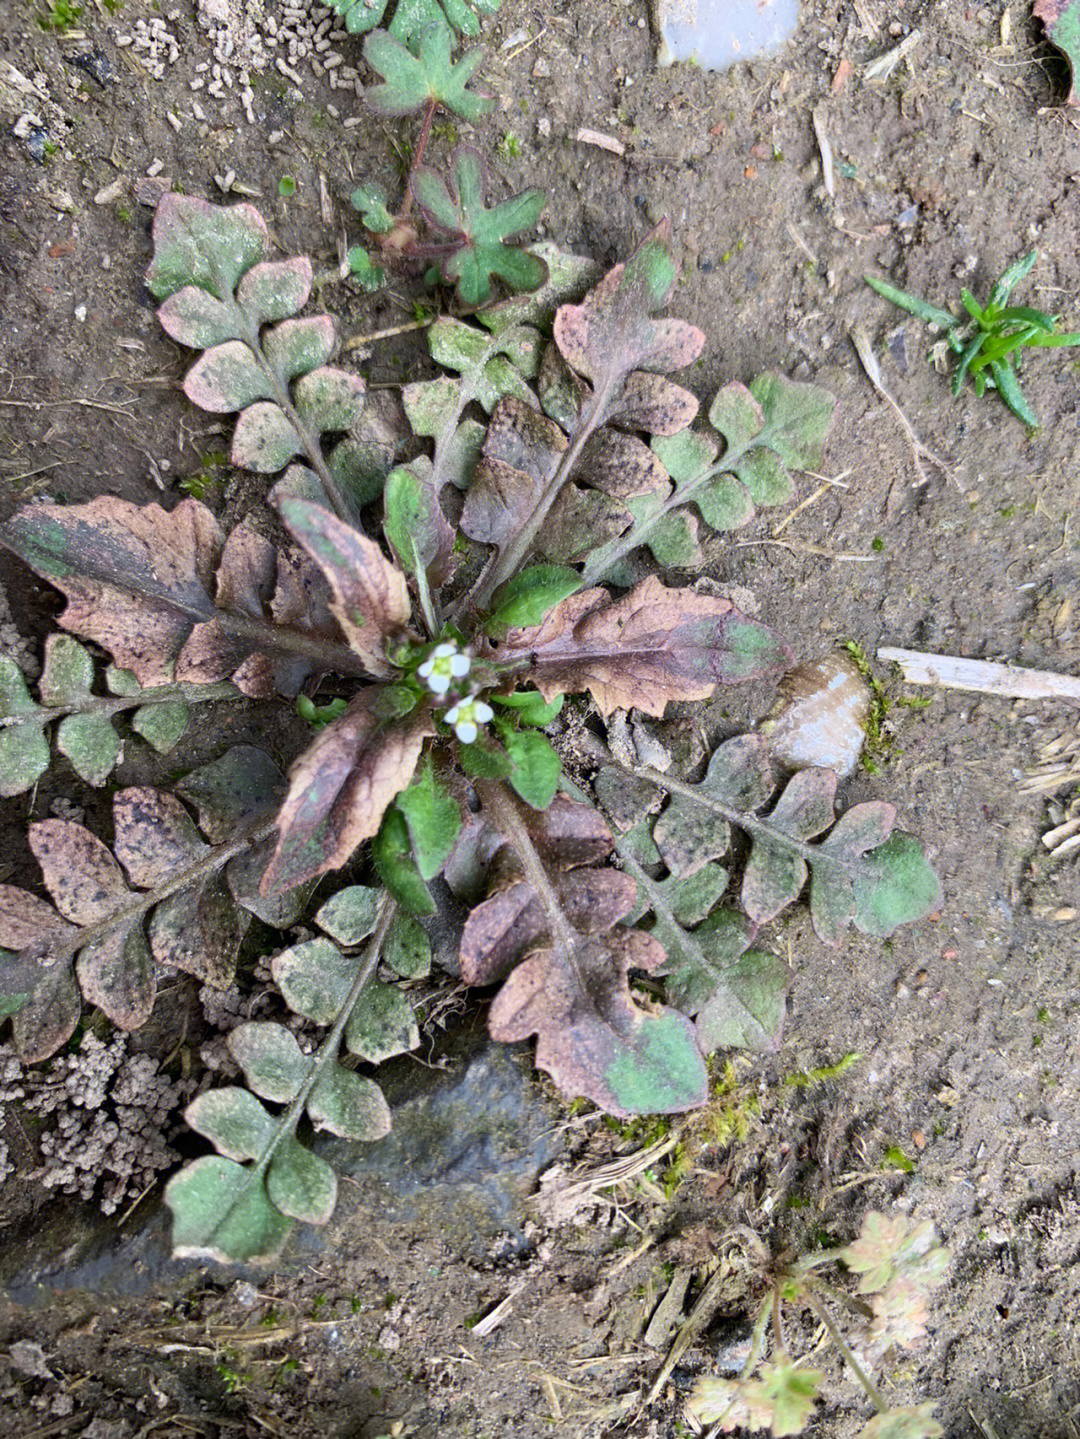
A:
[864, 275, 958, 329]
[987, 249, 1038, 307]
[989, 360, 1039, 428]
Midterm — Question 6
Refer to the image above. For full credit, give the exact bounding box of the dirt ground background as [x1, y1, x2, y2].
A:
[1, 0, 1080, 1435]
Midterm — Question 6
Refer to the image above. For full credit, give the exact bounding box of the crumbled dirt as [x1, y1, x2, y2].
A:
[2, 1, 1080, 1436]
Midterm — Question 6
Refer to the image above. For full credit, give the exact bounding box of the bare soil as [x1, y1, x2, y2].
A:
[1, 2, 1079, 1437]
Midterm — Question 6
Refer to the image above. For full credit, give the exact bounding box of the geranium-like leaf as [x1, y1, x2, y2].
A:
[332, 0, 501, 45]
[688, 1354, 822, 1436]
[262, 691, 432, 894]
[497, 576, 793, 719]
[1035, 0, 1080, 106]
[275, 497, 412, 676]
[840, 1212, 949, 1296]
[363, 25, 494, 122]
[742, 768, 838, 924]
[553, 220, 705, 403]
[412, 146, 547, 307]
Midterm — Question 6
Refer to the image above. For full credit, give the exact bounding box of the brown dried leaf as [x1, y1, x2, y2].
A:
[499, 576, 794, 718]
[3, 497, 221, 687]
[460, 397, 567, 549]
[261, 691, 434, 894]
[28, 820, 129, 924]
[274, 497, 412, 676]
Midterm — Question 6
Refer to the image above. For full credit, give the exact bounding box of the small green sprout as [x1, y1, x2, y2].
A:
[278, 175, 297, 198]
[37, 0, 83, 31]
[497, 130, 522, 161]
[866, 250, 1080, 428]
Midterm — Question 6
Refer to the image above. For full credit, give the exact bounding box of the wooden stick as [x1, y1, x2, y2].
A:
[879, 647, 1080, 702]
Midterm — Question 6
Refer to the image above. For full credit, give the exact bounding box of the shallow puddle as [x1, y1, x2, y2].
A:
[654, 0, 800, 71]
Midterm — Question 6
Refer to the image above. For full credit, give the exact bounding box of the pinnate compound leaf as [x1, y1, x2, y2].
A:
[261, 690, 433, 894]
[499, 576, 793, 719]
[166, 1154, 294, 1264]
[345, 980, 419, 1062]
[652, 737, 774, 877]
[185, 1087, 278, 1162]
[742, 768, 838, 924]
[553, 219, 705, 398]
[858, 1407, 944, 1439]
[316, 884, 382, 946]
[147, 194, 268, 303]
[363, 24, 494, 122]
[1035, 0, 1080, 106]
[0, 887, 84, 1063]
[745, 372, 836, 471]
[461, 397, 567, 551]
[687, 1355, 822, 1436]
[275, 496, 412, 676]
[412, 146, 547, 307]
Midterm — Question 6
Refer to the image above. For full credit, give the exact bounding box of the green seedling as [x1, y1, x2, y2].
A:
[37, 0, 83, 30]
[866, 250, 1080, 427]
[687, 1212, 949, 1438]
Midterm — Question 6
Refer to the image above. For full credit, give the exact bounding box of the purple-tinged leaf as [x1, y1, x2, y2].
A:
[146, 194, 268, 303]
[294, 366, 365, 432]
[742, 768, 837, 924]
[263, 315, 336, 381]
[183, 340, 272, 413]
[235, 256, 313, 325]
[231, 401, 304, 472]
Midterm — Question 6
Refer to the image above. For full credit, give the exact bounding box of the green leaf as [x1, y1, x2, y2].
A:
[490, 689, 564, 727]
[411, 146, 547, 306]
[185, 1087, 278, 1162]
[689, 1355, 822, 1436]
[267, 1136, 337, 1225]
[345, 980, 420, 1062]
[307, 1063, 392, 1140]
[496, 724, 561, 810]
[131, 700, 189, 753]
[56, 712, 121, 786]
[384, 911, 431, 978]
[372, 805, 436, 915]
[858, 1404, 944, 1439]
[363, 26, 494, 122]
[393, 760, 462, 879]
[840, 1212, 949, 1295]
[383, 460, 455, 584]
[349, 181, 394, 232]
[742, 769, 837, 924]
[346, 247, 386, 292]
[39, 634, 94, 705]
[0, 657, 49, 798]
[748, 372, 836, 471]
[864, 273, 959, 329]
[485, 565, 582, 632]
[228, 1021, 312, 1103]
[652, 736, 774, 877]
[316, 884, 382, 946]
[272, 938, 356, 1025]
[166, 1155, 293, 1264]
[147, 195, 268, 303]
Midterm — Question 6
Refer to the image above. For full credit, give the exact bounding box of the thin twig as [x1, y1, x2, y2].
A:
[879, 646, 1080, 702]
[341, 316, 435, 354]
[851, 325, 958, 489]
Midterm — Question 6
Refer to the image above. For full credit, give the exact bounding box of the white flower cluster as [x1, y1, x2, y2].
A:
[417, 641, 494, 744]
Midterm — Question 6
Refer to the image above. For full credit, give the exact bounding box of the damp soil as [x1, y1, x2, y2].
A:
[1, 2, 1079, 1436]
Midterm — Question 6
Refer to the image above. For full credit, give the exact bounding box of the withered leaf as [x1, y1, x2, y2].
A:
[553, 220, 705, 401]
[262, 690, 433, 894]
[460, 397, 567, 550]
[499, 576, 794, 719]
[489, 928, 708, 1117]
[3, 497, 221, 687]
[275, 497, 412, 676]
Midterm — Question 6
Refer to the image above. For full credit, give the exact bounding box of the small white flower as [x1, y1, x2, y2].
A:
[417, 641, 472, 696]
[445, 697, 494, 746]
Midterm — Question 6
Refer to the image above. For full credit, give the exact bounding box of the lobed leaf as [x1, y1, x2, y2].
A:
[497, 576, 794, 719]
[363, 24, 493, 121]
[412, 145, 547, 307]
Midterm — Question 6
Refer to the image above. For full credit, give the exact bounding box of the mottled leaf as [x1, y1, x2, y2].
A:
[166, 1155, 293, 1264]
[383, 459, 455, 587]
[344, 980, 419, 1062]
[307, 1063, 391, 1140]
[742, 768, 838, 924]
[363, 24, 494, 122]
[229, 1020, 312, 1103]
[500, 576, 794, 719]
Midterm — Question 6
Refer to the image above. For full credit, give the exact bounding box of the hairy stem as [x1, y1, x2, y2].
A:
[804, 1285, 887, 1412]
[399, 98, 437, 221]
[0, 680, 241, 731]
